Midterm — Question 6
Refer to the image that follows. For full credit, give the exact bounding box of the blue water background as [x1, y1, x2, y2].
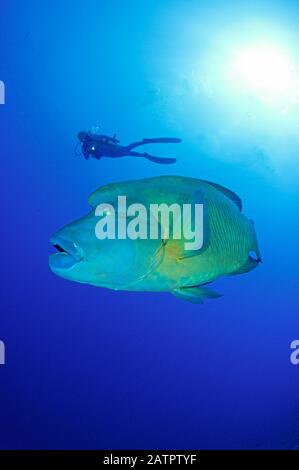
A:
[0, 0, 298, 449]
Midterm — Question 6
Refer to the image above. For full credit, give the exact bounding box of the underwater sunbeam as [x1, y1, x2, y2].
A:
[231, 42, 299, 105]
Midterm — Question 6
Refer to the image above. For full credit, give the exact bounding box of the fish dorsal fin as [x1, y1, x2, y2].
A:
[202, 180, 242, 211]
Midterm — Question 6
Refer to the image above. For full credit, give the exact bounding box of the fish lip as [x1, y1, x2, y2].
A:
[49, 235, 84, 270]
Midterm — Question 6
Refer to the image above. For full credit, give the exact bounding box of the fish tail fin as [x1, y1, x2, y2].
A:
[230, 221, 262, 276]
[248, 218, 262, 263]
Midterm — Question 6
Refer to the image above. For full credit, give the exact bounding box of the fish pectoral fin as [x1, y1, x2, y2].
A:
[172, 285, 222, 304]
[177, 189, 210, 259]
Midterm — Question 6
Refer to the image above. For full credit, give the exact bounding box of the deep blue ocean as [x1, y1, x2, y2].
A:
[0, 0, 298, 450]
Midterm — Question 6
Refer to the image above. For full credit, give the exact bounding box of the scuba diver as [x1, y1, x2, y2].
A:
[76, 130, 181, 164]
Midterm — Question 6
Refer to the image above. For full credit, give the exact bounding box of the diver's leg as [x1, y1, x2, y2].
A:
[123, 141, 147, 151]
[142, 137, 181, 144]
[82, 144, 90, 159]
[125, 137, 181, 151]
[127, 151, 177, 164]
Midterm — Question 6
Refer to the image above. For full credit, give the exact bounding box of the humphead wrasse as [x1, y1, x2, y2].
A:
[49, 176, 261, 303]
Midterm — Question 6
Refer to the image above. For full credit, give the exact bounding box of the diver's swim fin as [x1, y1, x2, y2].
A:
[142, 137, 182, 144]
[143, 153, 177, 164]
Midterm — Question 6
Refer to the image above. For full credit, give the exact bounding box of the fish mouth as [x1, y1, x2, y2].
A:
[49, 235, 84, 270]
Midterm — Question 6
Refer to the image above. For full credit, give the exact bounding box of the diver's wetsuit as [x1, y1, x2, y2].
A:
[77, 132, 181, 164]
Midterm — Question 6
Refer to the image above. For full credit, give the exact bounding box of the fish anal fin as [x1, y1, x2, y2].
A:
[172, 286, 222, 303]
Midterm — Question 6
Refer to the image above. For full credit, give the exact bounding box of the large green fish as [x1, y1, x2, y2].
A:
[49, 176, 261, 303]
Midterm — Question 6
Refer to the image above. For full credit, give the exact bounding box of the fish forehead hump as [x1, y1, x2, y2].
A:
[88, 176, 206, 208]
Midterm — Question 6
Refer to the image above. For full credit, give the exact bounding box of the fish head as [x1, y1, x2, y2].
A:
[49, 190, 164, 289]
